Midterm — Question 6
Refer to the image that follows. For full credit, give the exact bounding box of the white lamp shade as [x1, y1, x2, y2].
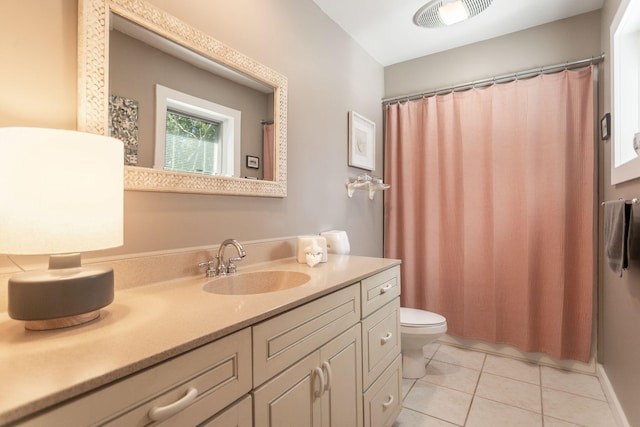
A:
[0, 127, 124, 255]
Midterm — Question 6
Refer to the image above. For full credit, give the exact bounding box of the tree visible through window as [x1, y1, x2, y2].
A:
[164, 110, 221, 175]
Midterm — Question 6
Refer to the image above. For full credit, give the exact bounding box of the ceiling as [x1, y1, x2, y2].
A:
[311, 0, 604, 66]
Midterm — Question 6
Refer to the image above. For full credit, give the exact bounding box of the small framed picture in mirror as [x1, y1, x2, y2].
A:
[246, 155, 260, 169]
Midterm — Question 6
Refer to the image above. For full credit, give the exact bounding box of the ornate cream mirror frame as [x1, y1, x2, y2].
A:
[77, 0, 287, 197]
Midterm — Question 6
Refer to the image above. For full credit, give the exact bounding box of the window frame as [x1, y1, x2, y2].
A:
[154, 84, 241, 177]
[610, 0, 640, 184]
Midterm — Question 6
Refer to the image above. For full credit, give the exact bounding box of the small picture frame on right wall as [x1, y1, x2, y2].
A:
[601, 113, 611, 140]
[348, 111, 375, 171]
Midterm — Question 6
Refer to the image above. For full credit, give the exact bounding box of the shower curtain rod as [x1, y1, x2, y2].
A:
[382, 53, 605, 105]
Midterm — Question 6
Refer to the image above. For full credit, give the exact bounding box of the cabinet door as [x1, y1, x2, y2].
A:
[201, 395, 252, 427]
[253, 352, 323, 427]
[320, 324, 363, 427]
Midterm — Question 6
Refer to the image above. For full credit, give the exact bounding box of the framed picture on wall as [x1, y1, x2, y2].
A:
[348, 111, 375, 171]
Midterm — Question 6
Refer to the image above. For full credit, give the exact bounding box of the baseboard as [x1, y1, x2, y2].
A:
[597, 364, 631, 427]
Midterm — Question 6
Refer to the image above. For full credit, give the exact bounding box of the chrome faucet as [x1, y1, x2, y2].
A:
[216, 239, 246, 275]
[199, 239, 246, 278]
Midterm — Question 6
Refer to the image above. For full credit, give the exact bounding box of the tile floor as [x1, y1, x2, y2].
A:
[393, 343, 620, 427]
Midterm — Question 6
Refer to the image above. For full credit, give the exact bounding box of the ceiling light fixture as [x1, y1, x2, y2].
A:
[414, 0, 493, 28]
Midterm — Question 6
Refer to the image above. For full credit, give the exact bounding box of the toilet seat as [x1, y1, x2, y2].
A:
[400, 307, 446, 327]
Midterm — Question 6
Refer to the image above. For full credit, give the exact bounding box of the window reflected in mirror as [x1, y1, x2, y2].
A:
[154, 85, 241, 177]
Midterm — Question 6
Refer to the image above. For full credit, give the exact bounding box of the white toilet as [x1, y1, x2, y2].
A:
[400, 307, 447, 379]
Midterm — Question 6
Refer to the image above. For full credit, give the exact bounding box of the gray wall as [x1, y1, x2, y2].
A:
[600, 0, 640, 425]
[0, 0, 385, 258]
[385, 11, 602, 98]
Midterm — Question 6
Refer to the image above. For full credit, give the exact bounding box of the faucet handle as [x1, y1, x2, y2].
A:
[227, 256, 244, 274]
[198, 260, 218, 277]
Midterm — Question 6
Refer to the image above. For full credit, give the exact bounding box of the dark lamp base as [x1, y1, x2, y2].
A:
[8, 254, 114, 331]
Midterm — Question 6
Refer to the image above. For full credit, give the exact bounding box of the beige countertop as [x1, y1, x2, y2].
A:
[0, 255, 400, 425]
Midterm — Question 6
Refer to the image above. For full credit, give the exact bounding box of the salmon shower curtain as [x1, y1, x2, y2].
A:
[263, 123, 275, 181]
[384, 67, 595, 362]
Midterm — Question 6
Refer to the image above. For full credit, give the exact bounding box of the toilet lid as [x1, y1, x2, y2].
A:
[401, 307, 446, 326]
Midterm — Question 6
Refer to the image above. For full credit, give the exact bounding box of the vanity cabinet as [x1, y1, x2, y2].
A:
[252, 284, 362, 427]
[9, 263, 402, 427]
[360, 266, 402, 427]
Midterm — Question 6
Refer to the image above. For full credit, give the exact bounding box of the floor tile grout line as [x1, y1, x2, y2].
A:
[400, 406, 463, 426]
[539, 363, 545, 426]
[480, 369, 543, 388]
[460, 352, 487, 426]
[540, 384, 610, 402]
[473, 394, 544, 416]
[428, 356, 485, 372]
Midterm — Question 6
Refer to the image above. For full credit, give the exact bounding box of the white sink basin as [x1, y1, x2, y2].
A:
[202, 271, 311, 295]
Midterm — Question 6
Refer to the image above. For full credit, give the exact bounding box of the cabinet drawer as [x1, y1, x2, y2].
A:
[201, 395, 252, 427]
[19, 328, 252, 427]
[363, 354, 402, 427]
[253, 284, 360, 386]
[362, 297, 401, 390]
[361, 266, 401, 318]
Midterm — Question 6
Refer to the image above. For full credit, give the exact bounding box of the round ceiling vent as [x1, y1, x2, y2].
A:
[414, 0, 493, 28]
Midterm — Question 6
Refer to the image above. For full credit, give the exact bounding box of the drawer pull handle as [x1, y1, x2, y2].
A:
[322, 361, 332, 392]
[380, 283, 393, 294]
[148, 387, 198, 422]
[382, 394, 395, 408]
[381, 332, 393, 344]
[313, 367, 325, 398]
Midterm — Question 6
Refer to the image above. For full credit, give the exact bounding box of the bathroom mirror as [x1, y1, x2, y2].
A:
[78, 0, 287, 196]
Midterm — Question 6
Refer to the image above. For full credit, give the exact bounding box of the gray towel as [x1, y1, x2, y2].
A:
[628, 212, 640, 261]
[604, 200, 632, 277]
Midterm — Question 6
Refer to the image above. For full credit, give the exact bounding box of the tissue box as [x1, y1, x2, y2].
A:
[296, 235, 327, 263]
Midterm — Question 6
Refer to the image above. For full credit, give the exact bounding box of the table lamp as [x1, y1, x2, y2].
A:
[0, 127, 124, 330]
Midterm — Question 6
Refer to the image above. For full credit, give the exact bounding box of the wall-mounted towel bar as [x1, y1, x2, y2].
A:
[601, 198, 639, 206]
